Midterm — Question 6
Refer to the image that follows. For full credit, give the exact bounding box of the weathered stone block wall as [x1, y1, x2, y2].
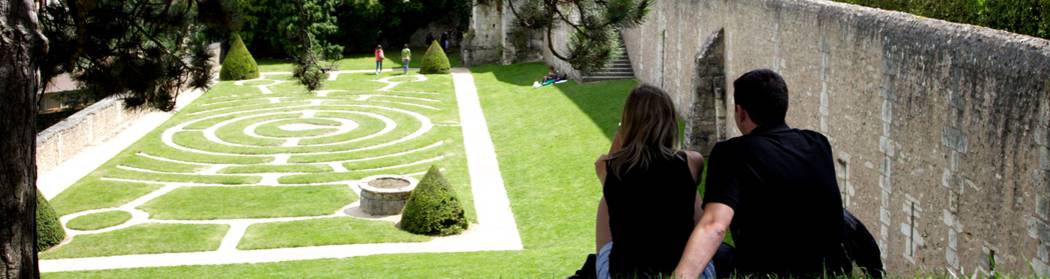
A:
[623, 0, 1050, 275]
[35, 96, 148, 174]
[461, 0, 544, 66]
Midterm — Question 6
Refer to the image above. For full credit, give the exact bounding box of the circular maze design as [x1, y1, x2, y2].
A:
[46, 71, 465, 258]
[144, 72, 450, 187]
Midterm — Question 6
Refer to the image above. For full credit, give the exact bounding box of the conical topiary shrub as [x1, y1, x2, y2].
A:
[399, 166, 468, 235]
[37, 190, 65, 250]
[419, 41, 451, 74]
[219, 33, 260, 81]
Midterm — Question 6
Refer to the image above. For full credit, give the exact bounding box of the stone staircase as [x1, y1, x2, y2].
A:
[582, 36, 636, 82]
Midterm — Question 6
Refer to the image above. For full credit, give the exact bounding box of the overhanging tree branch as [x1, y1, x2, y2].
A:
[506, 0, 650, 73]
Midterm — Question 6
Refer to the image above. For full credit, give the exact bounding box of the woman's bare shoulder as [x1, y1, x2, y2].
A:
[683, 150, 705, 165]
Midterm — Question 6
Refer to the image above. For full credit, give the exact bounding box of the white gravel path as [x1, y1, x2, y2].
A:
[38, 68, 523, 272]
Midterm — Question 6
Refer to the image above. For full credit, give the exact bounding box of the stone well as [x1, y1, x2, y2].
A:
[358, 175, 418, 216]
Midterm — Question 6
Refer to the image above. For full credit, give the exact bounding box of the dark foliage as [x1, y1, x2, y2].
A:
[235, 0, 471, 56]
[506, 0, 652, 73]
[227, 0, 342, 59]
[285, 0, 341, 91]
[39, 0, 234, 111]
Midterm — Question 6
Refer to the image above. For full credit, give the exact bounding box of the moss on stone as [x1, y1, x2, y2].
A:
[399, 165, 468, 235]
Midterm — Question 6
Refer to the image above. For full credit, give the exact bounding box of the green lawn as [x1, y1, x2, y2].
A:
[138, 186, 355, 220]
[49, 180, 162, 216]
[65, 210, 133, 231]
[256, 48, 462, 72]
[41, 224, 228, 259]
[44, 62, 637, 277]
[238, 217, 430, 250]
[45, 58, 476, 259]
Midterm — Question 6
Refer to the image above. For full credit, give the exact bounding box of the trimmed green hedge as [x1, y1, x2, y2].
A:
[220, 33, 260, 81]
[399, 166, 468, 235]
[837, 0, 1050, 40]
[419, 41, 451, 74]
[37, 190, 65, 250]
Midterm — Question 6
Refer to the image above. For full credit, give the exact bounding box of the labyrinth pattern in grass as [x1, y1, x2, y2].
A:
[44, 70, 473, 259]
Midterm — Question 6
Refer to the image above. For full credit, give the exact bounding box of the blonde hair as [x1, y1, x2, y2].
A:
[608, 84, 680, 178]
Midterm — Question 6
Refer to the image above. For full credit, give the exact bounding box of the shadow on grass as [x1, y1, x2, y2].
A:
[467, 62, 730, 245]
[467, 62, 634, 141]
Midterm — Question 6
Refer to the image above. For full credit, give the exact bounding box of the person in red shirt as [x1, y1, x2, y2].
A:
[374, 45, 385, 75]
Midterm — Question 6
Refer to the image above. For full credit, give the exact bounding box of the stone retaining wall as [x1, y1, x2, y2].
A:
[35, 96, 148, 174]
[623, 0, 1050, 275]
[36, 43, 221, 175]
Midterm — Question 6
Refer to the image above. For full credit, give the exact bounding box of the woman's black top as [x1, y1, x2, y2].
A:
[603, 151, 697, 278]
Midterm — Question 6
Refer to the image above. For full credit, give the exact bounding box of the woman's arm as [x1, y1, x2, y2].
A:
[596, 197, 612, 252]
[684, 151, 705, 225]
[594, 129, 622, 252]
[684, 150, 704, 183]
[594, 154, 611, 253]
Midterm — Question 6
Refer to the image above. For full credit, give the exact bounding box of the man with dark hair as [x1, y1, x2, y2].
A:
[673, 69, 853, 278]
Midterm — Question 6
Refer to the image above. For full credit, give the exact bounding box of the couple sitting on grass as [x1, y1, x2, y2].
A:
[591, 69, 883, 279]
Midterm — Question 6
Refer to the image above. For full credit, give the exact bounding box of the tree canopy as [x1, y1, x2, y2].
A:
[39, 0, 236, 111]
[507, 0, 652, 73]
[236, 0, 471, 56]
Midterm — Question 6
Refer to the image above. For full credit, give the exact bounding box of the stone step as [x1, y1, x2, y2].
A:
[587, 71, 635, 77]
[582, 76, 634, 82]
[603, 64, 632, 69]
[588, 74, 634, 79]
[594, 69, 634, 75]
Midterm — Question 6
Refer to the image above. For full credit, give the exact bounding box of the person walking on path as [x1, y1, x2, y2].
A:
[401, 44, 411, 75]
[374, 45, 385, 76]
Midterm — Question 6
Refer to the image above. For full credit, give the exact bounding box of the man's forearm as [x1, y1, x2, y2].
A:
[674, 223, 726, 278]
[675, 202, 734, 278]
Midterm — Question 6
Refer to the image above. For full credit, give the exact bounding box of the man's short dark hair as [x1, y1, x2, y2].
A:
[733, 69, 789, 127]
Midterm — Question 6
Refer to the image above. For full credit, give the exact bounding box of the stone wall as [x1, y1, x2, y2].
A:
[462, 0, 589, 80]
[623, 0, 1050, 276]
[461, 0, 544, 66]
[35, 95, 149, 174]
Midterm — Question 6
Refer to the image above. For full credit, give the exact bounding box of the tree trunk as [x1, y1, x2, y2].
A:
[1, 0, 45, 278]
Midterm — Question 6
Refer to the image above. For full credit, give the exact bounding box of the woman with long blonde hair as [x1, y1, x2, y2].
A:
[594, 84, 713, 278]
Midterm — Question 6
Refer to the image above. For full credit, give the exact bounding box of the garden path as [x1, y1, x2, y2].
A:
[38, 68, 522, 272]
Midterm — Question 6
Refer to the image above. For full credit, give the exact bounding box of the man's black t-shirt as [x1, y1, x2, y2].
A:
[703, 123, 850, 277]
